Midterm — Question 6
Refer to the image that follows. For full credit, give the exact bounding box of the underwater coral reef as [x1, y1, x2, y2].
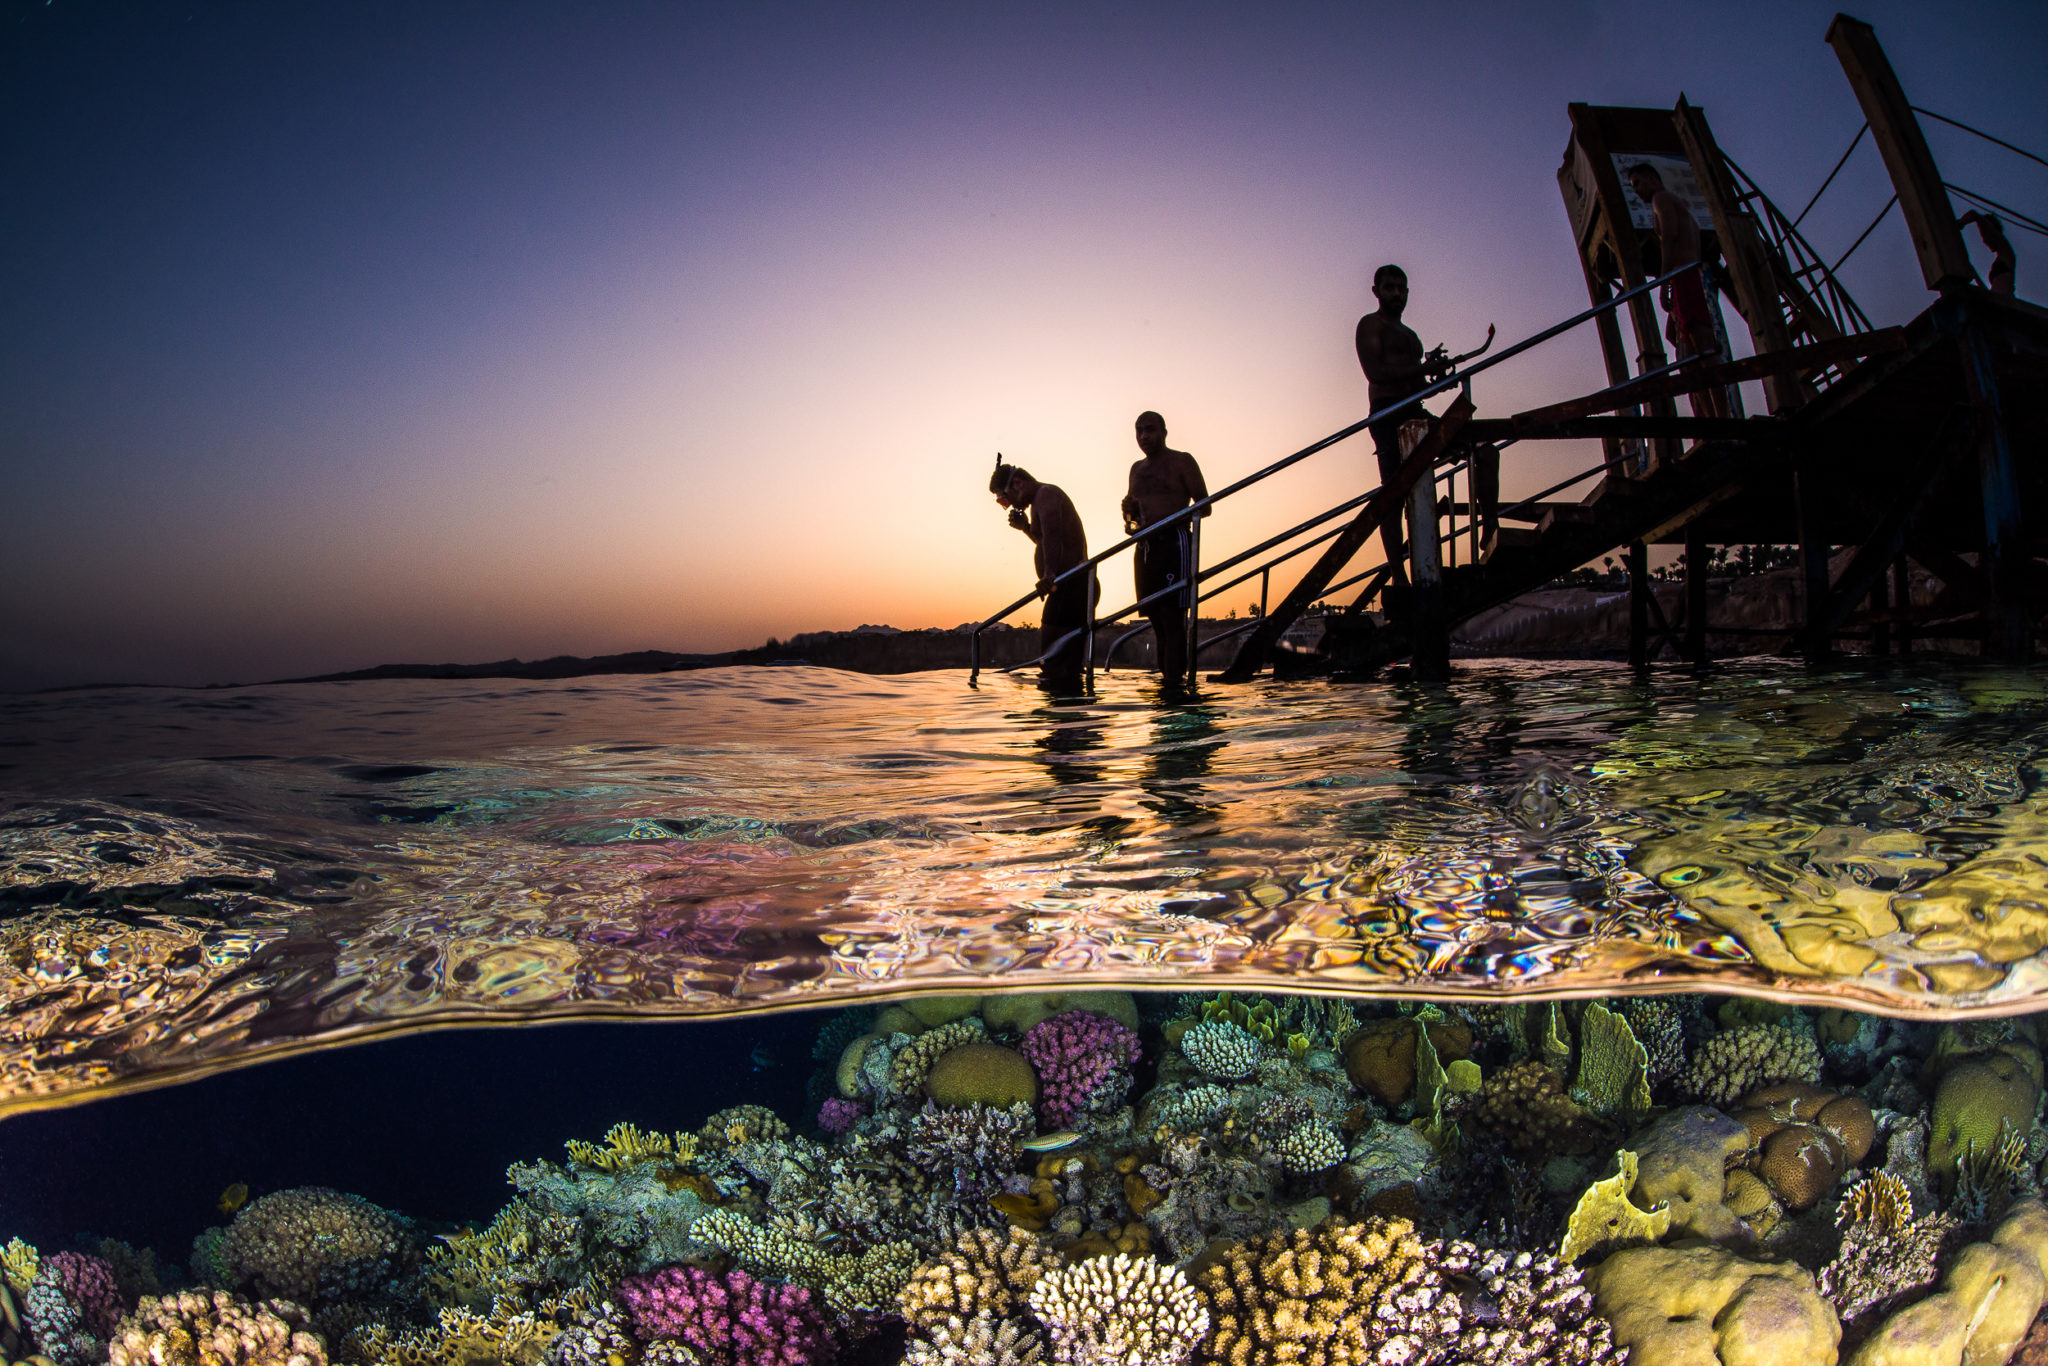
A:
[10, 989, 2048, 1365]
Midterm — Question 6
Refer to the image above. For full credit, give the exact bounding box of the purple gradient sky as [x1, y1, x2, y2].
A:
[2, 1, 2042, 688]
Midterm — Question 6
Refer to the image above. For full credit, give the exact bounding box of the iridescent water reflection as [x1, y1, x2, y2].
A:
[3, 660, 2046, 1112]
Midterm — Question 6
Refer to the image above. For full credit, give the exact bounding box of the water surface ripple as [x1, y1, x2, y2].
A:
[3, 660, 2046, 1110]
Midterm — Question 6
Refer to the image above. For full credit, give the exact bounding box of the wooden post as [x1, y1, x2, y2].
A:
[1684, 527, 1709, 664]
[1949, 309, 2030, 662]
[1869, 579, 1890, 655]
[1826, 15, 1974, 292]
[1408, 431, 1449, 681]
[1892, 558, 1912, 654]
[1795, 468, 1832, 662]
[1671, 97, 1809, 412]
[1628, 541, 1650, 670]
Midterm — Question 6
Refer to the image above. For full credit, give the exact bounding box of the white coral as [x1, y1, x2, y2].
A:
[1181, 1022, 1261, 1082]
[1028, 1253, 1208, 1366]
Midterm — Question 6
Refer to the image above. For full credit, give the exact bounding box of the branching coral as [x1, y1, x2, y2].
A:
[692, 1210, 915, 1317]
[108, 1289, 326, 1366]
[1271, 1122, 1344, 1175]
[617, 1266, 833, 1366]
[1019, 1010, 1142, 1128]
[1028, 1254, 1207, 1366]
[214, 1188, 418, 1307]
[564, 1124, 699, 1175]
[1677, 1024, 1821, 1107]
[898, 1229, 1057, 1335]
[903, 1315, 1045, 1366]
[889, 1021, 989, 1101]
[1180, 1023, 1261, 1083]
[25, 1252, 125, 1366]
[352, 1292, 586, 1366]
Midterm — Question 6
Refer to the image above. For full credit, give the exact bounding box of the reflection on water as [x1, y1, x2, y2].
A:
[2, 659, 2047, 1110]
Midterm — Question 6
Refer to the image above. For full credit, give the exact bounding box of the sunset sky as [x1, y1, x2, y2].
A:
[3, 0, 2042, 688]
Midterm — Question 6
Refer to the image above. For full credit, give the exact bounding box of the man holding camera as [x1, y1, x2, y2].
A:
[991, 459, 1092, 693]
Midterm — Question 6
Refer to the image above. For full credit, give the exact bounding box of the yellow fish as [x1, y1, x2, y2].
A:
[217, 1182, 249, 1216]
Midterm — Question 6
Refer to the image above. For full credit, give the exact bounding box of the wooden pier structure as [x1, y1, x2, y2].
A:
[1218, 15, 2048, 682]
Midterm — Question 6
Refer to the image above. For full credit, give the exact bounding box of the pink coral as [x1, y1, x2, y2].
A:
[617, 1265, 835, 1366]
[1020, 1009, 1142, 1128]
[817, 1097, 864, 1135]
[40, 1253, 124, 1338]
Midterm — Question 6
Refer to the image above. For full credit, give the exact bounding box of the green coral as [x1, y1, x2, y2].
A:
[1928, 1051, 2041, 1180]
[1199, 993, 1281, 1044]
[1573, 1003, 1653, 1127]
[1, 1239, 36, 1296]
[1560, 1150, 1672, 1264]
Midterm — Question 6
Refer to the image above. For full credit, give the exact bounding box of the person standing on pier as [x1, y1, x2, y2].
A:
[1356, 264, 1447, 597]
[1626, 163, 1729, 423]
[991, 459, 1092, 693]
[1122, 411, 1209, 685]
[1959, 210, 2017, 297]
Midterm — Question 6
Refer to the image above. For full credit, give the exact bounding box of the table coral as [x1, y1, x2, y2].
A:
[1028, 1253, 1207, 1366]
[1019, 1010, 1142, 1128]
[617, 1265, 834, 1366]
[214, 1188, 418, 1307]
[108, 1289, 326, 1366]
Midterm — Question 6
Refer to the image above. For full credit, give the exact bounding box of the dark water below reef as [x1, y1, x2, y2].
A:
[4, 659, 2048, 1112]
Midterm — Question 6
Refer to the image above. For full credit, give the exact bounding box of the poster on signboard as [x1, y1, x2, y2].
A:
[1609, 153, 1716, 231]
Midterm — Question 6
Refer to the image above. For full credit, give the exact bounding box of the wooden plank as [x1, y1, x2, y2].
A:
[1827, 16, 1975, 291]
[1215, 395, 1475, 683]
[1512, 328, 1907, 426]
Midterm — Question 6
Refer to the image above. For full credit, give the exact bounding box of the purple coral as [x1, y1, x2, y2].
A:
[817, 1098, 864, 1136]
[24, 1252, 125, 1366]
[1020, 1009, 1143, 1128]
[617, 1266, 835, 1366]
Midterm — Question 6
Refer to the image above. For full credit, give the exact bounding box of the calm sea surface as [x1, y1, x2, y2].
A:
[3, 658, 2046, 1112]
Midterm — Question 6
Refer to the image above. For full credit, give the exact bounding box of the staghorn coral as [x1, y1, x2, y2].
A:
[352, 1292, 586, 1366]
[108, 1289, 326, 1366]
[424, 1200, 589, 1310]
[1818, 1172, 1952, 1324]
[25, 1252, 124, 1366]
[1019, 1010, 1142, 1129]
[1195, 1217, 1460, 1365]
[1271, 1122, 1344, 1175]
[898, 1229, 1056, 1335]
[1677, 1024, 1821, 1107]
[564, 1124, 699, 1175]
[903, 1315, 1045, 1366]
[1028, 1254, 1206, 1366]
[1180, 1023, 1262, 1083]
[616, 1266, 833, 1366]
[214, 1188, 418, 1307]
[889, 1021, 989, 1101]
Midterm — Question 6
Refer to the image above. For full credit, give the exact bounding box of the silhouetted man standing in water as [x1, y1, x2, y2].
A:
[992, 459, 1092, 692]
[1122, 411, 1208, 686]
[1356, 265, 1449, 594]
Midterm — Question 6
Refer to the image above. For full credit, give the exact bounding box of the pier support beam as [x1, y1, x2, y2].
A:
[1795, 469, 1832, 663]
[1684, 528, 1709, 665]
[1893, 558, 1913, 654]
[1949, 313, 2030, 663]
[1628, 541, 1650, 671]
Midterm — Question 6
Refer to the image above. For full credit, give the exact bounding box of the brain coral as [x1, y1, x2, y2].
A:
[215, 1188, 417, 1305]
[890, 1020, 989, 1101]
[925, 1043, 1040, 1110]
[108, 1289, 327, 1366]
[1928, 1051, 2041, 1178]
[1678, 1024, 1821, 1107]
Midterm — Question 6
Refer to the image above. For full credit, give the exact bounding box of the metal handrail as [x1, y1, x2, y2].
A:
[969, 264, 1702, 683]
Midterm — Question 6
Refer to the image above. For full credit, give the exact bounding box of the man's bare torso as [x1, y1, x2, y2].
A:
[1355, 311, 1426, 407]
[1125, 449, 1208, 531]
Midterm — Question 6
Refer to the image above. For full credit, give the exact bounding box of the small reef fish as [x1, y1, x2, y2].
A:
[749, 1044, 776, 1071]
[217, 1182, 250, 1216]
[1021, 1131, 1083, 1152]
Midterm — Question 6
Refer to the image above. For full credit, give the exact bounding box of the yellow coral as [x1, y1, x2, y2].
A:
[925, 1043, 1039, 1109]
[1573, 1004, 1652, 1126]
[0, 1241, 36, 1298]
[1559, 1150, 1672, 1264]
[898, 1228, 1055, 1332]
[1928, 1051, 2040, 1178]
[562, 1121, 698, 1174]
